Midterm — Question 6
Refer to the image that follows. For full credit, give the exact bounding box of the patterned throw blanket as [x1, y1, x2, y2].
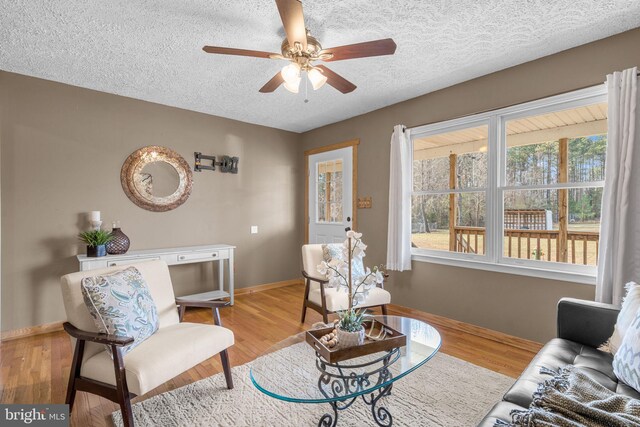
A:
[496, 365, 640, 426]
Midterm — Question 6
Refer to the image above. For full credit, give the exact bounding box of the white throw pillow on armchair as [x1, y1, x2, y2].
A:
[600, 282, 640, 354]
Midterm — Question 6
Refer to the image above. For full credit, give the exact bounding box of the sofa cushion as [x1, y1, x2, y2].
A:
[81, 266, 159, 356]
[502, 338, 640, 410]
[80, 322, 234, 396]
[476, 401, 526, 427]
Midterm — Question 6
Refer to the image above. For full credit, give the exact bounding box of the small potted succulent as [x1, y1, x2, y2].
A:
[318, 230, 385, 347]
[79, 229, 113, 257]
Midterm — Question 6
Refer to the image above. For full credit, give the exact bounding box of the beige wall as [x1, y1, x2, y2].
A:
[0, 72, 302, 331]
[301, 28, 640, 343]
[3, 28, 640, 340]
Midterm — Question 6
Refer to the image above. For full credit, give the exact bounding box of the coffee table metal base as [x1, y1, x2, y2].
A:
[318, 382, 393, 427]
[315, 348, 399, 426]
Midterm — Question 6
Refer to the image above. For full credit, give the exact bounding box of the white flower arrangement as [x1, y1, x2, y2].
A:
[317, 230, 385, 311]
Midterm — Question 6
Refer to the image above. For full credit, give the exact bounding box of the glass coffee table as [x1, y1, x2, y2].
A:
[250, 315, 442, 426]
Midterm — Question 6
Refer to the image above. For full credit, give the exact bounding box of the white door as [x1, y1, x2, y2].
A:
[308, 147, 353, 244]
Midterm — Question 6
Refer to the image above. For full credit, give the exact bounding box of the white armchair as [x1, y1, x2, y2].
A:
[300, 244, 391, 324]
[60, 260, 234, 427]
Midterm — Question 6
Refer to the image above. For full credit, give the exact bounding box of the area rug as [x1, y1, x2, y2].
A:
[112, 343, 513, 426]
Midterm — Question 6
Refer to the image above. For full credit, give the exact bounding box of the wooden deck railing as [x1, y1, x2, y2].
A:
[453, 226, 599, 265]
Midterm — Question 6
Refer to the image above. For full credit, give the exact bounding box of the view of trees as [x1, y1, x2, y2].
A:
[412, 135, 607, 233]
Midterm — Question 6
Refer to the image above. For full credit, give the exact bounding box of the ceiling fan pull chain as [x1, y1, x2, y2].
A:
[304, 73, 309, 103]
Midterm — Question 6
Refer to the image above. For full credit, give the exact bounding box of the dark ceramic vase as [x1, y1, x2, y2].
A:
[106, 227, 130, 255]
[87, 245, 107, 257]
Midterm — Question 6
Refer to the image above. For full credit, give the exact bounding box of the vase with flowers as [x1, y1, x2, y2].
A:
[317, 230, 385, 347]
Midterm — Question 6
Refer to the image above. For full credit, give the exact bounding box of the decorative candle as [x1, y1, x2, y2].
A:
[89, 211, 101, 221]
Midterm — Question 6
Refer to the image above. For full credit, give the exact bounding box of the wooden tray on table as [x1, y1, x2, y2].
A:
[305, 319, 406, 364]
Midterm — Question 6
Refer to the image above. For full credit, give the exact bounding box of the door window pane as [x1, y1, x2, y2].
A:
[316, 159, 343, 223]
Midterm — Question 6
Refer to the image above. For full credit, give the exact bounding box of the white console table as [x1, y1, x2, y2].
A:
[76, 244, 236, 305]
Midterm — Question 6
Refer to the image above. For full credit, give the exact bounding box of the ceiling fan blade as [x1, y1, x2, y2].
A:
[202, 46, 279, 59]
[316, 65, 356, 94]
[259, 72, 285, 93]
[322, 38, 397, 62]
[275, 0, 307, 51]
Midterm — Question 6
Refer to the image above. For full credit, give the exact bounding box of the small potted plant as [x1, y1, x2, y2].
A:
[79, 229, 113, 257]
[318, 230, 385, 347]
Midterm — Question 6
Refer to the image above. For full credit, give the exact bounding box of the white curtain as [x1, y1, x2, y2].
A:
[386, 125, 412, 271]
[596, 67, 640, 304]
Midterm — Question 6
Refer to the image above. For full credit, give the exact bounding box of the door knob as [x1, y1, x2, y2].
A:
[347, 216, 351, 222]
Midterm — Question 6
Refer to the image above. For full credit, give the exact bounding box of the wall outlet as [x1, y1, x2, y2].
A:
[250, 225, 258, 234]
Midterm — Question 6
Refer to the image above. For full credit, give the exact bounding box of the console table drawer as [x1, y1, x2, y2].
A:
[175, 250, 228, 263]
[106, 257, 161, 268]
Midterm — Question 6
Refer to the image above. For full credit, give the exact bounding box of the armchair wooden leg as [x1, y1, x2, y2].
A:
[220, 349, 234, 390]
[112, 346, 134, 427]
[65, 339, 85, 412]
[319, 282, 329, 324]
[381, 305, 388, 316]
[301, 278, 311, 323]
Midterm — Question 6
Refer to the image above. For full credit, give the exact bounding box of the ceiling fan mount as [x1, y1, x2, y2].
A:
[272, 31, 333, 73]
[202, 0, 397, 94]
[276, 31, 332, 62]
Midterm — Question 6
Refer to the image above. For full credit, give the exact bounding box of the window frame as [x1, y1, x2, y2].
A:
[409, 85, 608, 285]
[411, 118, 491, 264]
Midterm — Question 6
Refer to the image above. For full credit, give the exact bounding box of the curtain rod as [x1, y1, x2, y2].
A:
[405, 71, 639, 132]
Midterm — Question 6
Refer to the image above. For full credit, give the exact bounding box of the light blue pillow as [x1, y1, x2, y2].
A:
[81, 266, 159, 356]
[322, 243, 367, 281]
[613, 310, 640, 392]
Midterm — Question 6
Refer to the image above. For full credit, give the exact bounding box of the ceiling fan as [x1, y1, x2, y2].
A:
[202, 0, 397, 94]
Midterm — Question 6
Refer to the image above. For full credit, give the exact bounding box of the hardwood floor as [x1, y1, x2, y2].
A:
[0, 284, 540, 426]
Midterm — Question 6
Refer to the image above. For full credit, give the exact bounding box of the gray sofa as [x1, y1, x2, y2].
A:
[478, 297, 638, 426]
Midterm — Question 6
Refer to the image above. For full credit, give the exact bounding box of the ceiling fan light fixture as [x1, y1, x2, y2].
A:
[283, 78, 301, 93]
[307, 67, 327, 90]
[281, 62, 301, 85]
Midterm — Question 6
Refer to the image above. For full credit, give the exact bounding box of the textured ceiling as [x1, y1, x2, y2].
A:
[1, 1, 640, 133]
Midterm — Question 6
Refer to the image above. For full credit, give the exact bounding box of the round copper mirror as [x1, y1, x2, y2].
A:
[121, 146, 193, 212]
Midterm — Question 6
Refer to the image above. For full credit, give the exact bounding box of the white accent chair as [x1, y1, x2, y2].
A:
[60, 260, 234, 427]
[300, 244, 391, 324]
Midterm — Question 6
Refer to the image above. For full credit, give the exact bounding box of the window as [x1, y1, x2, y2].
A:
[316, 159, 344, 223]
[409, 86, 607, 283]
[412, 123, 489, 254]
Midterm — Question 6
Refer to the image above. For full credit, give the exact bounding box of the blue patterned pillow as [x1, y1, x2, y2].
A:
[613, 310, 640, 392]
[322, 243, 367, 280]
[81, 267, 159, 356]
